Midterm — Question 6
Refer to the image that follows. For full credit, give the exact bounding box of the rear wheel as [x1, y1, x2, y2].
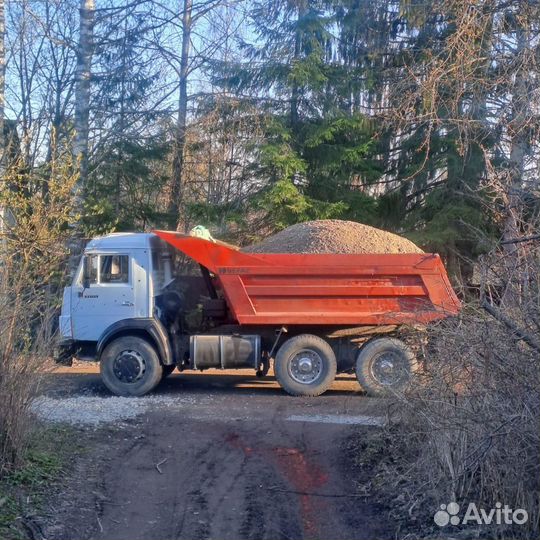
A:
[355, 337, 417, 396]
[275, 334, 337, 397]
[100, 336, 163, 396]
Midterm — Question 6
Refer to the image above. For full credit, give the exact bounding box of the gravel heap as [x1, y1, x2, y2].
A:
[242, 220, 423, 254]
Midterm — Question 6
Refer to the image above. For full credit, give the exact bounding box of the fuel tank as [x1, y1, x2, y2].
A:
[190, 335, 260, 370]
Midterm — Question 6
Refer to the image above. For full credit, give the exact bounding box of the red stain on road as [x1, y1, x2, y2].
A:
[273, 447, 329, 537]
[225, 433, 329, 538]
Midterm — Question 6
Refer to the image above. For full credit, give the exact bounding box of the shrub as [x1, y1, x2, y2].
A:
[0, 156, 76, 475]
[382, 232, 540, 539]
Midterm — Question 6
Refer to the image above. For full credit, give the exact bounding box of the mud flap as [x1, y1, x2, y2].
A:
[54, 340, 75, 366]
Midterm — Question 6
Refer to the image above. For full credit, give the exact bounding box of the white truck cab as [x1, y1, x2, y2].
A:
[57, 232, 176, 364]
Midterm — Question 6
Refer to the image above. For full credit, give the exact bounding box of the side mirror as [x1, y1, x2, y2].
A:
[82, 256, 92, 289]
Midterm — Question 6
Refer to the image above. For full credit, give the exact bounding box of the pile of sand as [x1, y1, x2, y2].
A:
[242, 220, 423, 254]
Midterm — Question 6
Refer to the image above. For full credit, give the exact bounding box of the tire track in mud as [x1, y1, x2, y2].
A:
[174, 439, 249, 540]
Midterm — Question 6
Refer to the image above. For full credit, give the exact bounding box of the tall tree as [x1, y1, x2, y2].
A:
[382, 0, 539, 276]
[503, 5, 538, 245]
[42, 0, 78, 197]
[2, 0, 78, 197]
[168, 0, 192, 230]
[164, 0, 239, 230]
[74, 0, 95, 203]
[216, 0, 381, 230]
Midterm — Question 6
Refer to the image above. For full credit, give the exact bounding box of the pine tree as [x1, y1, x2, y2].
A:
[218, 0, 383, 231]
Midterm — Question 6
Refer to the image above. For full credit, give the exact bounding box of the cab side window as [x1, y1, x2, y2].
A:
[100, 255, 129, 284]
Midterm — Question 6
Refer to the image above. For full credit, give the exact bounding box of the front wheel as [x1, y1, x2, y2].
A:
[355, 337, 417, 397]
[100, 336, 163, 396]
[274, 334, 337, 397]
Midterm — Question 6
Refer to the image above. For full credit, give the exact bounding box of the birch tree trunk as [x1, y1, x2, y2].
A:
[73, 0, 95, 205]
[0, 0, 5, 172]
[168, 0, 192, 230]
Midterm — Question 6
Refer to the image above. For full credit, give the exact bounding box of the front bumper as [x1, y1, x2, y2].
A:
[53, 340, 76, 366]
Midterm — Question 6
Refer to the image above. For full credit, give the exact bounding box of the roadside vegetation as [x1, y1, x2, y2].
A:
[378, 221, 540, 539]
[0, 154, 75, 477]
[0, 426, 79, 540]
[366, 2, 539, 536]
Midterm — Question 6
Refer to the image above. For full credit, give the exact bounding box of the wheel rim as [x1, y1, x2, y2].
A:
[288, 349, 323, 384]
[113, 349, 146, 383]
[370, 350, 409, 386]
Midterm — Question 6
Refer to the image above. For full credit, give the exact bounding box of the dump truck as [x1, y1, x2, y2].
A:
[55, 230, 460, 397]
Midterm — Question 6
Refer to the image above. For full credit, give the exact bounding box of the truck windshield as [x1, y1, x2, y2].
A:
[151, 248, 175, 293]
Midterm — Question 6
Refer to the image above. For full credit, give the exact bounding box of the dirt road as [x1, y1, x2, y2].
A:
[37, 368, 392, 540]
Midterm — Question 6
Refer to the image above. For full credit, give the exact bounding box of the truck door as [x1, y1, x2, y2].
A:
[70, 253, 138, 341]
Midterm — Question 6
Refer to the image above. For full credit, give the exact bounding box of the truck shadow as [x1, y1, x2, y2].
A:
[40, 371, 363, 398]
[157, 372, 361, 397]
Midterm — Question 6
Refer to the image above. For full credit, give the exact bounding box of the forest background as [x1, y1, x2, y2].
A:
[2, 0, 538, 283]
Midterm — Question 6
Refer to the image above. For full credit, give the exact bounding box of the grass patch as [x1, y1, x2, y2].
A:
[0, 425, 82, 540]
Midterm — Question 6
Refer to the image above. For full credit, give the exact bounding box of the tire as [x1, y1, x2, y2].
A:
[100, 336, 163, 397]
[274, 334, 337, 397]
[355, 337, 417, 397]
[161, 364, 176, 379]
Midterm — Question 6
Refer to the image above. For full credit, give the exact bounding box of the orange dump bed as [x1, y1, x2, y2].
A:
[155, 231, 461, 326]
